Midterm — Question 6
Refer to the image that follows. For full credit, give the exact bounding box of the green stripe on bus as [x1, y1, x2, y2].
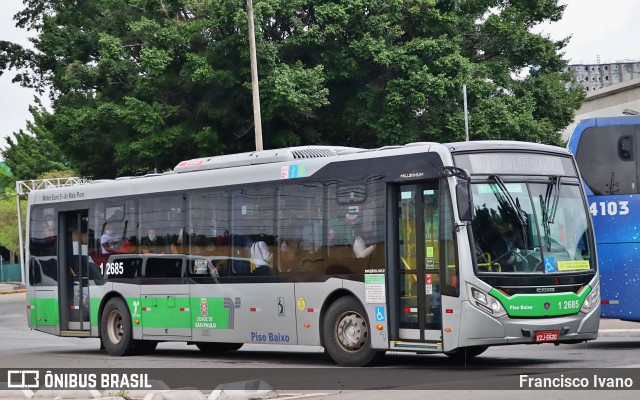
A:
[30, 298, 59, 327]
[490, 286, 592, 317]
[123, 297, 231, 329]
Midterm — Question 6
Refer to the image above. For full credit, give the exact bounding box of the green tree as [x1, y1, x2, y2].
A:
[1, 0, 583, 179]
[0, 189, 26, 259]
[1, 98, 75, 182]
[0, 168, 78, 262]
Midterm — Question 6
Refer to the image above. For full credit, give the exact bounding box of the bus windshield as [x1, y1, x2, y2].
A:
[471, 180, 593, 274]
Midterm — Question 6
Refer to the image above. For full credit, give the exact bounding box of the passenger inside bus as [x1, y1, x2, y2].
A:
[250, 240, 272, 276]
[170, 228, 184, 254]
[100, 222, 123, 254]
[491, 221, 525, 272]
[277, 239, 296, 273]
[352, 226, 376, 259]
[346, 206, 376, 259]
[141, 229, 163, 253]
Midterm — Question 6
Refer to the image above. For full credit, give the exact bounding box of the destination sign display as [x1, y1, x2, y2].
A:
[455, 153, 576, 176]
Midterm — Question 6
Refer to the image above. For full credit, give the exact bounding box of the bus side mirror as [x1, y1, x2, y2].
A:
[456, 181, 473, 223]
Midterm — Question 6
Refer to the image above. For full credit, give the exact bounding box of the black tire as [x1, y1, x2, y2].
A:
[322, 296, 384, 366]
[134, 340, 158, 355]
[196, 342, 243, 353]
[445, 345, 489, 360]
[100, 297, 136, 356]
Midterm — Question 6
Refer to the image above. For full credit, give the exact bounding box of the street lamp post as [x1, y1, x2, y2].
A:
[247, 0, 263, 151]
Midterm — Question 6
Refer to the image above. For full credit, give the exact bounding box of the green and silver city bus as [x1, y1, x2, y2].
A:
[21, 141, 600, 366]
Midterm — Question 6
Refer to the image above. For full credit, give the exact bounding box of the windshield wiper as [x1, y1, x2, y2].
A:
[490, 175, 527, 228]
[540, 194, 552, 251]
[541, 176, 562, 251]
[548, 176, 561, 224]
[490, 175, 529, 251]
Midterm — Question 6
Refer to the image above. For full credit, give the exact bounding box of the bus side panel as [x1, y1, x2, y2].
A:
[295, 279, 345, 346]
[441, 295, 461, 352]
[342, 279, 390, 351]
[589, 195, 638, 244]
[589, 194, 640, 320]
[32, 288, 60, 335]
[597, 242, 640, 320]
[190, 282, 298, 345]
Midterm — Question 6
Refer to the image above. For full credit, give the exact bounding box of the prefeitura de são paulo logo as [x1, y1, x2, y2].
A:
[200, 298, 208, 316]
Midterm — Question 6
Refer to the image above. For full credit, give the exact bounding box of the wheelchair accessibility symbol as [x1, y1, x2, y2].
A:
[544, 257, 557, 273]
[375, 307, 385, 322]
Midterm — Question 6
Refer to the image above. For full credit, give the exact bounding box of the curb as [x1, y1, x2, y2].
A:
[0, 288, 26, 295]
[598, 328, 640, 338]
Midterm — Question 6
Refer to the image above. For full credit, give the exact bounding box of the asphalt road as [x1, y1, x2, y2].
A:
[1, 292, 640, 399]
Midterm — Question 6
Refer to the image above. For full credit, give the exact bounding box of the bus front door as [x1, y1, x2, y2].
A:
[60, 210, 91, 333]
[394, 184, 442, 343]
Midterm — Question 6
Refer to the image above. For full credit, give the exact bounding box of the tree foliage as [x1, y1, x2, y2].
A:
[0, 190, 26, 257]
[1, 0, 584, 179]
[0, 98, 76, 183]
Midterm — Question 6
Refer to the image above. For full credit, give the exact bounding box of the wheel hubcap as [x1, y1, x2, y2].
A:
[335, 311, 368, 352]
[106, 310, 123, 345]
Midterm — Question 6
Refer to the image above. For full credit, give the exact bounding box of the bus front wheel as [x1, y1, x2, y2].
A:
[100, 297, 136, 356]
[322, 296, 384, 367]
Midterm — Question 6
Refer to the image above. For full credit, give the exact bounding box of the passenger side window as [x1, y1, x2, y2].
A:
[277, 183, 324, 274]
[232, 187, 275, 275]
[30, 207, 57, 257]
[144, 257, 184, 278]
[323, 180, 385, 274]
[188, 191, 230, 258]
[140, 195, 186, 254]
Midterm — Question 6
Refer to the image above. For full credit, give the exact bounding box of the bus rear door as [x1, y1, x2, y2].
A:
[60, 210, 91, 333]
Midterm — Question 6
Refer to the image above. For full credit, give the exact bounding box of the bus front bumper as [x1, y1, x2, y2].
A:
[458, 301, 600, 348]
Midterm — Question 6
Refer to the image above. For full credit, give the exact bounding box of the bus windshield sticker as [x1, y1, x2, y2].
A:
[544, 257, 557, 273]
[425, 258, 435, 269]
[557, 260, 591, 271]
[365, 274, 386, 303]
[476, 183, 524, 194]
[426, 246, 434, 258]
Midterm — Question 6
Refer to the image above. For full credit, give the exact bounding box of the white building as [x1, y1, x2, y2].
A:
[566, 61, 640, 93]
[562, 77, 640, 141]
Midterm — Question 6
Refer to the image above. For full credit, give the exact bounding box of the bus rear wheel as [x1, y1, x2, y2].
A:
[322, 296, 384, 366]
[445, 345, 488, 360]
[196, 342, 243, 353]
[100, 297, 136, 356]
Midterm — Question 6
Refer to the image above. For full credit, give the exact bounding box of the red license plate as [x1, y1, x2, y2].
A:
[535, 330, 559, 343]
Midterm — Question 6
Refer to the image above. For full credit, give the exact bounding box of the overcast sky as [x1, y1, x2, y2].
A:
[1, 0, 640, 151]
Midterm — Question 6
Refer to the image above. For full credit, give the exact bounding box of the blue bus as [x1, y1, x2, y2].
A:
[568, 116, 640, 321]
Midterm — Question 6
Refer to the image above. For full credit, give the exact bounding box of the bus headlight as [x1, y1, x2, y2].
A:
[470, 287, 506, 318]
[581, 283, 600, 313]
